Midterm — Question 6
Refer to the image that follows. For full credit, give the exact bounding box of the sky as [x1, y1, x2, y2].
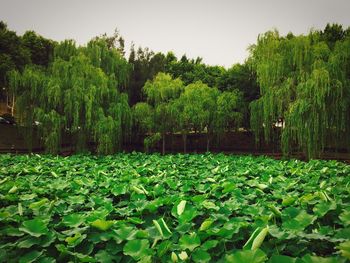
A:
[1, 0, 350, 67]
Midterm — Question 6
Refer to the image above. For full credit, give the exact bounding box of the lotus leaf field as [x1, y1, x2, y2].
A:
[0, 153, 349, 263]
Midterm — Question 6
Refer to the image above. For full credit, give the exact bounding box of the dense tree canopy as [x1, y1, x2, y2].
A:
[249, 24, 350, 158]
[128, 46, 166, 105]
[2, 21, 349, 157]
[0, 22, 30, 100]
[8, 38, 131, 154]
[22, 30, 56, 67]
[134, 73, 184, 154]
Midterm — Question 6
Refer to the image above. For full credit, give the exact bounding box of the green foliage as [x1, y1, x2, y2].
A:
[0, 21, 31, 99]
[128, 46, 167, 105]
[143, 72, 184, 106]
[249, 27, 350, 159]
[134, 72, 184, 154]
[216, 90, 244, 132]
[165, 54, 225, 88]
[8, 38, 131, 154]
[133, 102, 154, 133]
[175, 81, 218, 133]
[0, 153, 349, 262]
[22, 30, 55, 67]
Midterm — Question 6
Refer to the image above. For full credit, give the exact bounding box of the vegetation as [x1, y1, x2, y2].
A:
[0, 153, 349, 262]
[249, 25, 350, 159]
[7, 38, 131, 154]
[1, 21, 349, 158]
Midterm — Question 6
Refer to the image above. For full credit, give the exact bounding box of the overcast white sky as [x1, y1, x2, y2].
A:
[1, 0, 350, 67]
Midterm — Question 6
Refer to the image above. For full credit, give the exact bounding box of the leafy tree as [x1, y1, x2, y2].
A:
[174, 81, 220, 152]
[22, 30, 56, 67]
[53, 39, 77, 61]
[249, 27, 350, 159]
[216, 90, 244, 133]
[8, 38, 131, 154]
[133, 102, 153, 134]
[320, 23, 346, 48]
[128, 46, 166, 105]
[165, 54, 225, 88]
[134, 72, 184, 154]
[0, 21, 30, 103]
[217, 62, 259, 128]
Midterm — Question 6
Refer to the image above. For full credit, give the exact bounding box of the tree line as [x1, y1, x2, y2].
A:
[1, 21, 349, 158]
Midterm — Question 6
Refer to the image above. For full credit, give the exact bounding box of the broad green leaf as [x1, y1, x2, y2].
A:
[337, 240, 350, 259]
[29, 198, 49, 210]
[192, 249, 211, 263]
[65, 232, 86, 247]
[199, 219, 213, 231]
[113, 225, 137, 242]
[178, 251, 188, 261]
[8, 185, 18, 194]
[2, 226, 24, 237]
[153, 218, 172, 239]
[171, 252, 178, 262]
[251, 226, 269, 250]
[282, 197, 296, 206]
[225, 249, 267, 263]
[243, 227, 261, 250]
[123, 239, 151, 260]
[257, 184, 268, 190]
[269, 205, 282, 217]
[201, 240, 218, 251]
[153, 219, 163, 237]
[178, 205, 198, 223]
[202, 200, 219, 210]
[157, 240, 172, 257]
[282, 210, 316, 232]
[17, 232, 56, 248]
[18, 203, 23, 216]
[95, 250, 114, 263]
[339, 210, 350, 226]
[131, 185, 147, 195]
[62, 213, 85, 228]
[37, 256, 56, 263]
[179, 233, 201, 251]
[20, 193, 37, 201]
[268, 255, 297, 263]
[17, 237, 41, 248]
[19, 250, 43, 263]
[313, 202, 336, 217]
[177, 200, 187, 216]
[91, 219, 114, 231]
[20, 218, 49, 237]
[298, 254, 343, 263]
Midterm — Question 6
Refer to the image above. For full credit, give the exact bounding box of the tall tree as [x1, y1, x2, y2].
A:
[217, 62, 259, 128]
[8, 38, 132, 154]
[0, 21, 30, 104]
[216, 90, 244, 133]
[249, 27, 350, 159]
[134, 72, 184, 154]
[22, 30, 56, 67]
[173, 81, 220, 152]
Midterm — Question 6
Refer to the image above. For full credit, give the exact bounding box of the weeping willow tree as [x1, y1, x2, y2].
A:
[8, 38, 132, 154]
[249, 29, 350, 159]
[133, 72, 184, 154]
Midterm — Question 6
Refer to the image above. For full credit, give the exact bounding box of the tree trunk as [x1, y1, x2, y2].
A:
[6, 93, 15, 116]
[162, 134, 165, 155]
[11, 94, 15, 116]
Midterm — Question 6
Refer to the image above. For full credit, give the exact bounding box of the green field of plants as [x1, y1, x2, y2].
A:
[0, 153, 349, 262]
